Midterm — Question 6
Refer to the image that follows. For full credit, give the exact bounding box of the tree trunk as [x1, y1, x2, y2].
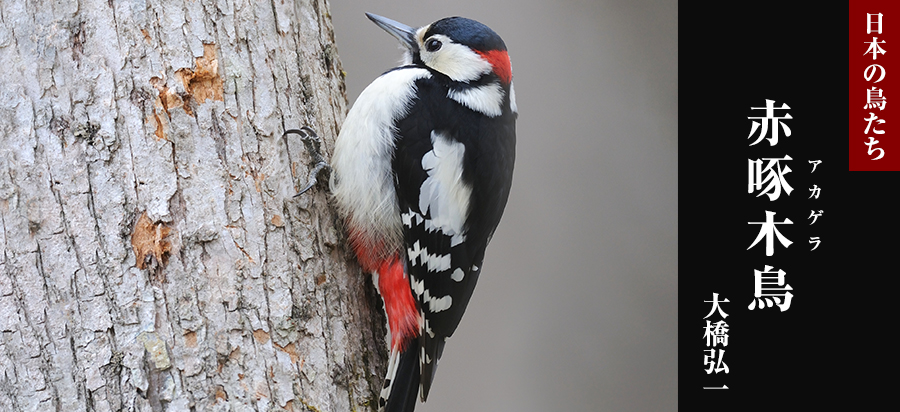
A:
[0, 1, 386, 411]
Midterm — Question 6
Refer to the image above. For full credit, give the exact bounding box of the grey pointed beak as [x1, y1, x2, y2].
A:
[366, 13, 418, 52]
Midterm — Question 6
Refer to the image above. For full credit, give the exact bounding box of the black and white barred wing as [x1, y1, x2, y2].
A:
[394, 130, 484, 400]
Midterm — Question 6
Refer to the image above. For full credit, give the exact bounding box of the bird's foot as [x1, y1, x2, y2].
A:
[284, 126, 331, 196]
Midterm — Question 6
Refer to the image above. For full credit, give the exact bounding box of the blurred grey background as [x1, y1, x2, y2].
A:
[329, 1, 677, 411]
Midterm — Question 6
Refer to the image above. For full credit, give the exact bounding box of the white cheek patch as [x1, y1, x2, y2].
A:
[448, 82, 505, 117]
[422, 36, 492, 82]
[418, 131, 471, 244]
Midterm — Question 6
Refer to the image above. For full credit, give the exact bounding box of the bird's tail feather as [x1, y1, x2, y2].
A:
[380, 344, 420, 412]
[418, 336, 446, 402]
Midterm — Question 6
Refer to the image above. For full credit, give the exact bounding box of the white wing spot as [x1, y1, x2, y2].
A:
[401, 211, 412, 228]
[424, 318, 435, 338]
[423, 252, 451, 272]
[419, 132, 471, 241]
[405, 207, 466, 246]
[424, 215, 466, 246]
[421, 346, 432, 365]
[407, 241, 424, 265]
[450, 268, 464, 282]
[407, 240, 451, 272]
[423, 289, 452, 313]
[410, 274, 425, 298]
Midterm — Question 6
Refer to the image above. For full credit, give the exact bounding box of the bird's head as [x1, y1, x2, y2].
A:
[366, 13, 512, 85]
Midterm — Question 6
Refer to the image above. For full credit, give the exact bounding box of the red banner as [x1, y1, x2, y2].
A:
[851, 2, 900, 170]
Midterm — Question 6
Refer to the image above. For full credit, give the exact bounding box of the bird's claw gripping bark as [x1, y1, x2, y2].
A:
[284, 126, 331, 196]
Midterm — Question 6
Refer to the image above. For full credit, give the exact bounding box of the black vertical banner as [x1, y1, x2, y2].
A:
[680, 3, 849, 410]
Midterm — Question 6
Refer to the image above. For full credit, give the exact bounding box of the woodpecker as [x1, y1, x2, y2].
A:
[330, 13, 516, 412]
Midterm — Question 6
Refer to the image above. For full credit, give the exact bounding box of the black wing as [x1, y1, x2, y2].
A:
[392, 74, 516, 400]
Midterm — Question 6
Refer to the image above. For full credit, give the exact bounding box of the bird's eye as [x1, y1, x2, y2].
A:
[425, 39, 442, 52]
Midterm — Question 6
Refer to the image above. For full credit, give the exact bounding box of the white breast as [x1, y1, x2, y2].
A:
[330, 67, 433, 249]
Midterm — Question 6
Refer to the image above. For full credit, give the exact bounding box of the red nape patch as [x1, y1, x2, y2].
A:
[477, 49, 512, 84]
[378, 256, 420, 350]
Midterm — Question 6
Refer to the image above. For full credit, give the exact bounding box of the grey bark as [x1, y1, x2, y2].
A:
[0, 0, 387, 411]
